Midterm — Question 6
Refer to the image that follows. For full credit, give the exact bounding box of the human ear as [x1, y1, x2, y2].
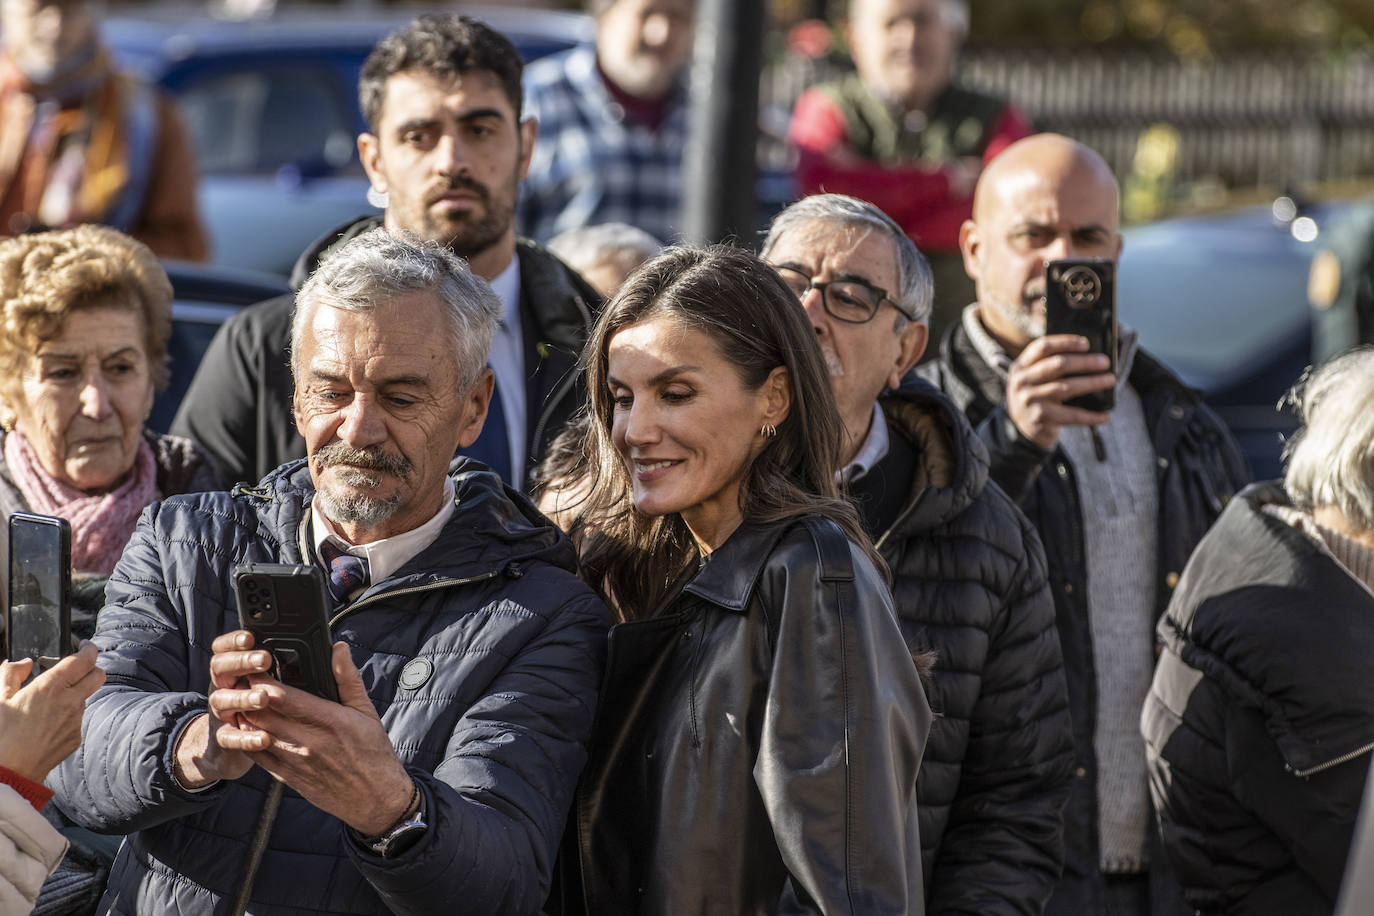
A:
[456, 370, 496, 448]
[889, 322, 929, 389]
[958, 219, 981, 283]
[517, 117, 538, 181]
[358, 133, 386, 194]
[762, 366, 792, 428]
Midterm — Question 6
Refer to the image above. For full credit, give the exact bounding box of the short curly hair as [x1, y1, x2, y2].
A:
[0, 226, 173, 399]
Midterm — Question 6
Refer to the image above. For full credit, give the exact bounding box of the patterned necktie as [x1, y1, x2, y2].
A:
[318, 540, 370, 605]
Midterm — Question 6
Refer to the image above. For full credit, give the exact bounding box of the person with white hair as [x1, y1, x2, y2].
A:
[1141, 347, 1374, 915]
[546, 222, 663, 299]
[788, 0, 1032, 343]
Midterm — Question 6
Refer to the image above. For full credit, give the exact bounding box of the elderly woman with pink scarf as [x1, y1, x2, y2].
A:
[0, 225, 215, 639]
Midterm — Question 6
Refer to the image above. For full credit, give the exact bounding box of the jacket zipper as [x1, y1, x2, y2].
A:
[1287, 741, 1374, 779]
[328, 570, 501, 628]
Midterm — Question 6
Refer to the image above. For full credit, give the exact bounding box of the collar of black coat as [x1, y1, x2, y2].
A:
[874, 374, 992, 538]
[681, 516, 855, 613]
[234, 456, 580, 585]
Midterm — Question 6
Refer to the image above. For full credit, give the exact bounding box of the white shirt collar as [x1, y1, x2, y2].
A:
[838, 403, 890, 484]
[487, 256, 521, 330]
[310, 477, 457, 589]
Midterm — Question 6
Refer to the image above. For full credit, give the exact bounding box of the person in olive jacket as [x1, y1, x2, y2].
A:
[547, 245, 931, 915]
[918, 134, 1250, 916]
[761, 193, 1075, 915]
[1143, 348, 1374, 914]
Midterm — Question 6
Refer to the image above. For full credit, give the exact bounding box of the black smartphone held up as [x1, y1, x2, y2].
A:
[1044, 257, 1118, 412]
[233, 564, 339, 703]
[6, 512, 72, 682]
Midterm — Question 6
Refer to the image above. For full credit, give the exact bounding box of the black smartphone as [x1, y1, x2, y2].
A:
[1044, 257, 1118, 412]
[233, 564, 339, 703]
[6, 513, 72, 683]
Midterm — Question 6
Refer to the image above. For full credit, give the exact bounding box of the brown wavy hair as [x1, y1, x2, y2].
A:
[0, 226, 173, 406]
[576, 244, 884, 619]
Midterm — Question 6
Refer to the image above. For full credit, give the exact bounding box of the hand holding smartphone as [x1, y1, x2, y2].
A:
[233, 564, 339, 703]
[1044, 258, 1118, 412]
[6, 513, 72, 684]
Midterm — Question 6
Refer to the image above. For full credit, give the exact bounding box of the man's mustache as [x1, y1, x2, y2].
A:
[314, 443, 413, 477]
[426, 175, 491, 207]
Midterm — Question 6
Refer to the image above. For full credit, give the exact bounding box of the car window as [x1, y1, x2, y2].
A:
[176, 64, 358, 175]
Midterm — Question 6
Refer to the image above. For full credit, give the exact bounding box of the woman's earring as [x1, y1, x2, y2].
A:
[366, 186, 389, 209]
[760, 423, 777, 438]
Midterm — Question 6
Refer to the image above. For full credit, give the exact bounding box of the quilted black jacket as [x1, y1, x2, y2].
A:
[875, 376, 1074, 915]
[1143, 483, 1374, 914]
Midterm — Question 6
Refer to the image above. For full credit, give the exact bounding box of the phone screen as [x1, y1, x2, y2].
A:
[7, 513, 71, 674]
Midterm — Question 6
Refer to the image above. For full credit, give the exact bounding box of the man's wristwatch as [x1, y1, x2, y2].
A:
[354, 783, 428, 859]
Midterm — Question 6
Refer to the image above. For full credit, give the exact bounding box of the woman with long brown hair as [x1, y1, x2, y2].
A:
[551, 244, 930, 914]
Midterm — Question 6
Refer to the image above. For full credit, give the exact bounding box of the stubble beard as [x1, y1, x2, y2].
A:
[416, 175, 516, 260]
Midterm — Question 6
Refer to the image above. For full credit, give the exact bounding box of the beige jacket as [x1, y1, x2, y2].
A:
[0, 782, 67, 915]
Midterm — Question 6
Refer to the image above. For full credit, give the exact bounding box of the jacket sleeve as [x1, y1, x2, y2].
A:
[926, 512, 1075, 915]
[47, 503, 234, 835]
[1226, 703, 1363, 904]
[0, 783, 68, 915]
[348, 589, 610, 916]
[974, 405, 1053, 505]
[755, 520, 931, 915]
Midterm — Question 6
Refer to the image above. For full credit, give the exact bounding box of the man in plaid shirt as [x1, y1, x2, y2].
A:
[518, 0, 695, 245]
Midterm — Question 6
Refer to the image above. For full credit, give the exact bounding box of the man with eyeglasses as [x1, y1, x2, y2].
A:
[761, 192, 1075, 915]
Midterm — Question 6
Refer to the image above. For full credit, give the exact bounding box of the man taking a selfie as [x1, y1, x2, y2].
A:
[918, 132, 1250, 916]
[48, 230, 610, 915]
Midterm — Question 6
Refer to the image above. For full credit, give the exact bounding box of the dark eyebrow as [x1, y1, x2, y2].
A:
[772, 260, 813, 275]
[831, 271, 884, 289]
[457, 108, 507, 124]
[607, 366, 703, 389]
[394, 117, 440, 135]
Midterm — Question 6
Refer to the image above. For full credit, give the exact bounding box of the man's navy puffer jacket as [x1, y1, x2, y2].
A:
[49, 459, 610, 916]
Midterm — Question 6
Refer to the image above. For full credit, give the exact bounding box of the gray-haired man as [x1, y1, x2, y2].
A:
[51, 229, 610, 915]
[762, 193, 1074, 914]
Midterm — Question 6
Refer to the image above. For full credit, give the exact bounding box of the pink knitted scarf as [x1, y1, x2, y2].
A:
[5, 429, 157, 575]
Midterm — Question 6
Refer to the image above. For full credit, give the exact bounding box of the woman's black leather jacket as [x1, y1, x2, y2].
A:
[561, 515, 932, 915]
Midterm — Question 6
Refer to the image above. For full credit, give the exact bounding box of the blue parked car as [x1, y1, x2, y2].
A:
[105, 5, 592, 277]
[1118, 196, 1348, 479]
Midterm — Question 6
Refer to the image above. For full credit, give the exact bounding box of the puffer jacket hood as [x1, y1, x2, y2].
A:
[877, 374, 990, 542]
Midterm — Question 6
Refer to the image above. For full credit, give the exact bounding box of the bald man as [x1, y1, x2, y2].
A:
[918, 134, 1251, 916]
